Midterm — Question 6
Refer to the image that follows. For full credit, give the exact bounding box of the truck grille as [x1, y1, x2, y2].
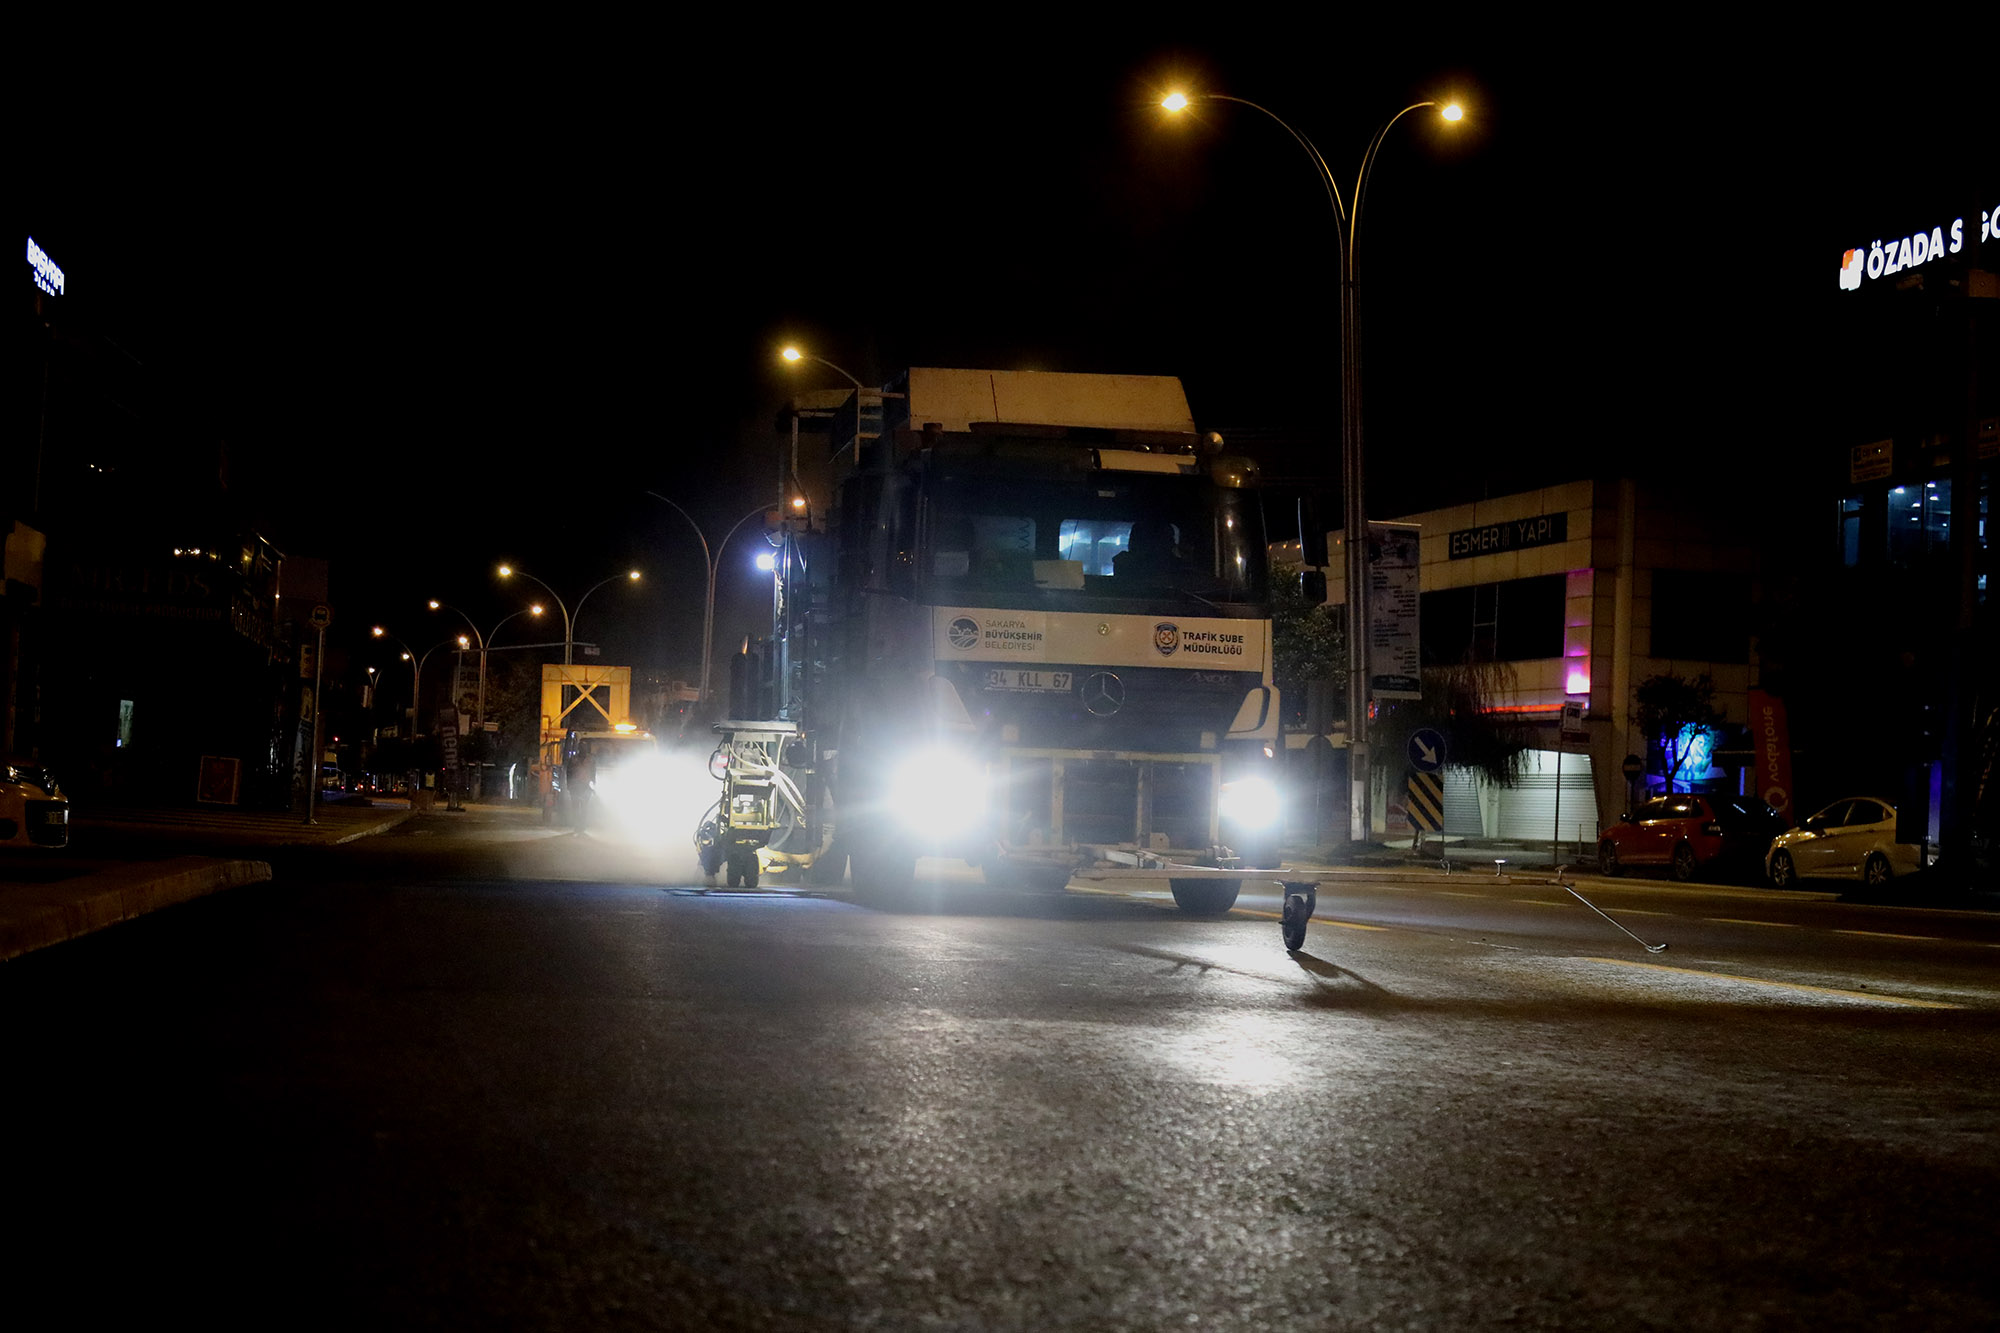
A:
[948, 662, 1255, 752]
[997, 756, 1215, 850]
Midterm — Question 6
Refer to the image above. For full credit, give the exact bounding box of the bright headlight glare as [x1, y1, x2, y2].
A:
[887, 748, 987, 837]
[591, 754, 673, 832]
[1220, 776, 1281, 829]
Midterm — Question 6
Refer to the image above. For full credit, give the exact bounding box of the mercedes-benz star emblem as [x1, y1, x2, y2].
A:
[1081, 670, 1125, 717]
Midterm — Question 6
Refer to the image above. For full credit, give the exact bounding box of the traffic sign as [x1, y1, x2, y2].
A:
[1622, 753, 1645, 778]
[1407, 728, 1445, 773]
[308, 603, 333, 630]
[1406, 771, 1444, 831]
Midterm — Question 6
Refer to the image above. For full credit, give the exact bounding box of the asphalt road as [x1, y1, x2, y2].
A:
[6, 808, 1997, 1330]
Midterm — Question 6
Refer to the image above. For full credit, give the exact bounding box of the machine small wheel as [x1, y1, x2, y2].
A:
[1281, 892, 1311, 952]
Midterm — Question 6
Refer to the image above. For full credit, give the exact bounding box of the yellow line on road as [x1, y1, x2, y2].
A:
[1584, 958, 1962, 1009]
[1705, 917, 1801, 927]
[1836, 929, 1941, 942]
[1236, 909, 1387, 930]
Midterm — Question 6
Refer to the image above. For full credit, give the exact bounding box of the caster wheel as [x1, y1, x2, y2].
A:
[1281, 892, 1312, 952]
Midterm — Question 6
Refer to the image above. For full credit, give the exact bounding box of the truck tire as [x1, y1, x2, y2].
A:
[1169, 877, 1242, 916]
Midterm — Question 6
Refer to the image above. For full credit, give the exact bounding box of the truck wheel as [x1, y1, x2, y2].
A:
[722, 850, 760, 888]
[1169, 878, 1241, 916]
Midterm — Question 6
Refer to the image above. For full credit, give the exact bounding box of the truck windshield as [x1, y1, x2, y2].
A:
[921, 470, 1267, 611]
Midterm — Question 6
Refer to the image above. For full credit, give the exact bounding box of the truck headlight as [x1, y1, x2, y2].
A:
[1220, 776, 1281, 829]
[886, 747, 987, 838]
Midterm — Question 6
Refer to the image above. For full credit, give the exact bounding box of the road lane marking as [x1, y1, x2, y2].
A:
[1584, 957, 1963, 1009]
[1236, 909, 1387, 930]
[1705, 917, 1801, 927]
[1836, 929, 1941, 942]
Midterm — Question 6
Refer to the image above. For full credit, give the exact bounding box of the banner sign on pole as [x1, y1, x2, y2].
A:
[1368, 522, 1422, 700]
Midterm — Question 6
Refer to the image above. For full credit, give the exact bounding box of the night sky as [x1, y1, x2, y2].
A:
[19, 24, 1991, 687]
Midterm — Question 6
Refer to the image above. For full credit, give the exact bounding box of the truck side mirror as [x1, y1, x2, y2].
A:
[1299, 569, 1327, 605]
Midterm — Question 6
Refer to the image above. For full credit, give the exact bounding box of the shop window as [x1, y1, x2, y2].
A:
[1421, 574, 1563, 664]
[1886, 481, 1951, 567]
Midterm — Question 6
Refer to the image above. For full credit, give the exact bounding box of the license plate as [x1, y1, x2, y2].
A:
[985, 669, 1072, 693]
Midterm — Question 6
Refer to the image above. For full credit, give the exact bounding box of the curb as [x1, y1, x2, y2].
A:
[1272, 860, 1843, 902]
[0, 856, 273, 962]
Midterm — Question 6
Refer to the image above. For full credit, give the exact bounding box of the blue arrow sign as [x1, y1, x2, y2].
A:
[1408, 728, 1445, 774]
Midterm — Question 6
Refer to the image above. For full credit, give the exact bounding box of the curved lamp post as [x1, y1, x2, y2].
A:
[494, 566, 570, 664]
[1162, 89, 1463, 844]
[645, 495, 775, 705]
[494, 566, 638, 666]
[780, 344, 864, 390]
[574, 570, 642, 654]
[371, 627, 457, 740]
[429, 600, 545, 792]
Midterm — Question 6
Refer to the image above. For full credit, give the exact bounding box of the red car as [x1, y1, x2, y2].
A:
[1597, 793, 1787, 882]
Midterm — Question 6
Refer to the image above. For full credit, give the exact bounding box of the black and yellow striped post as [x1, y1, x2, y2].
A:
[1407, 770, 1444, 834]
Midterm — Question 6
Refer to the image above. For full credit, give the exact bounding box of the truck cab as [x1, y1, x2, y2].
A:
[725, 368, 1285, 913]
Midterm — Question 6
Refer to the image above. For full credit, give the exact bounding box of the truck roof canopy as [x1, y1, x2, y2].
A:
[890, 368, 1196, 437]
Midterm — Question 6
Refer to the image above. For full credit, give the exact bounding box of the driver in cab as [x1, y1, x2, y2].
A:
[1113, 519, 1185, 584]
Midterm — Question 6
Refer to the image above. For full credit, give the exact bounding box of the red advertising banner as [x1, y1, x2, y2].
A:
[1748, 689, 1794, 822]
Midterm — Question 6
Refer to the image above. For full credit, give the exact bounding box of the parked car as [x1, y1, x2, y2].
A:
[1765, 797, 1924, 888]
[1597, 793, 1787, 882]
[1, 758, 69, 850]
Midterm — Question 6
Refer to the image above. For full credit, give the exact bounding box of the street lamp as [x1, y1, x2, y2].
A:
[429, 599, 546, 794]
[644, 495, 776, 704]
[495, 565, 570, 664]
[494, 566, 639, 666]
[780, 344, 864, 390]
[574, 570, 642, 656]
[1162, 88, 1463, 845]
[371, 627, 458, 739]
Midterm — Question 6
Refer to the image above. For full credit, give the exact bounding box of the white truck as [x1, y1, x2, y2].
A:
[707, 368, 1310, 921]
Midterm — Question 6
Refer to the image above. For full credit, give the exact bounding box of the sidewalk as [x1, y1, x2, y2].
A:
[0, 796, 418, 962]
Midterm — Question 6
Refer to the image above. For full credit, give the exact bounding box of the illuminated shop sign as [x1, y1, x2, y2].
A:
[26, 237, 64, 296]
[1838, 200, 1997, 292]
[1447, 512, 1567, 560]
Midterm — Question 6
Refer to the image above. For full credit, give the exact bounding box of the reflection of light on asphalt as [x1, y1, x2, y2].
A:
[1155, 1012, 1301, 1094]
[1567, 958, 1962, 1009]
